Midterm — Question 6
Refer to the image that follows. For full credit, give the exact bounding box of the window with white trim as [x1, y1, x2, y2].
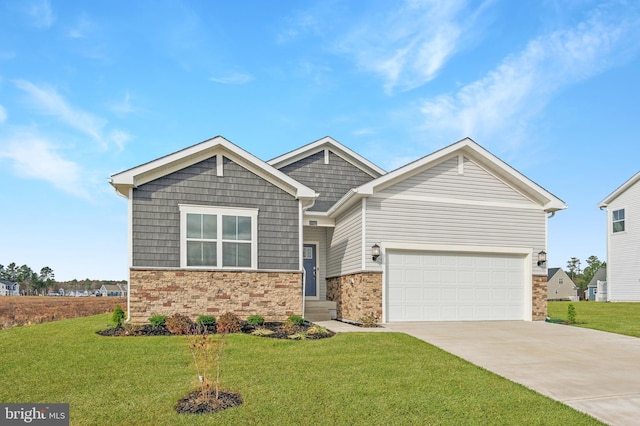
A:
[612, 208, 625, 233]
[180, 205, 258, 269]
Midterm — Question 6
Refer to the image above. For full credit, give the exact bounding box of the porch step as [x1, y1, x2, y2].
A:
[304, 301, 337, 322]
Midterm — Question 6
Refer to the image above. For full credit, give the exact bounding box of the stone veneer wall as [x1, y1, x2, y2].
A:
[129, 269, 302, 324]
[326, 272, 383, 322]
[532, 275, 548, 321]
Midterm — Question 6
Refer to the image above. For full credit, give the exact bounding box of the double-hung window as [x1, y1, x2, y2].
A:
[612, 208, 625, 233]
[180, 205, 258, 269]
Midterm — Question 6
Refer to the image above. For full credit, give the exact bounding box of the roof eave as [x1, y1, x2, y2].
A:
[598, 171, 640, 208]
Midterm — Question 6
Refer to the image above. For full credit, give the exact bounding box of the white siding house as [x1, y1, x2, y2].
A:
[598, 171, 640, 301]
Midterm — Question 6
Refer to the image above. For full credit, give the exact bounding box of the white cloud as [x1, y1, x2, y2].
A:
[277, 10, 326, 44]
[67, 13, 94, 39]
[419, 2, 640, 148]
[353, 128, 376, 136]
[210, 73, 253, 85]
[110, 91, 135, 116]
[13, 79, 107, 148]
[0, 132, 89, 199]
[0, 105, 6, 123]
[27, 0, 55, 29]
[336, 0, 475, 94]
[109, 130, 131, 151]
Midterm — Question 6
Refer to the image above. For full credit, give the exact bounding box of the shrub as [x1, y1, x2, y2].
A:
[567, 303, 577, 323]
[287, 332, 307, 340]
[286, 314, 305, 326]
[246, 314, 265, 326]
[196, 315, 216, 326]
[149, 314, 167, 327]
[166, 314, 194, 335]
[307, 325, 330, 336]
[112, 305, 125, 328]
[251, 328, 275, 337]
[359, 311, 380, 327]
[216, 312, 242, 334]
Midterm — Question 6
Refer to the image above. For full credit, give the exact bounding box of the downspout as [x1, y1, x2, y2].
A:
[126, 186, 133, 322]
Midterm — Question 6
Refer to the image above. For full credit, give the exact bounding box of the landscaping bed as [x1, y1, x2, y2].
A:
[97, 320, 335, 340]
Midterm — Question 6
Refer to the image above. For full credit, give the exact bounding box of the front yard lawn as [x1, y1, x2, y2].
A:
[548, 301, 640, 338]
[0, 315, 601, 425]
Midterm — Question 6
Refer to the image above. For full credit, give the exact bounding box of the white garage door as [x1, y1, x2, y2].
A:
[387, 251, 525, 321]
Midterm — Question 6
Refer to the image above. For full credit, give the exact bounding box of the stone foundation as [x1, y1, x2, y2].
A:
[532, 274, 548, 321]
[128, 269, 302, 324]
[326, 272, 383, 323]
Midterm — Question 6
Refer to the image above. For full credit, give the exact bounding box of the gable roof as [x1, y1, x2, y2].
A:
[547, 268, 561, 281]
[588, 267, 607, 286]
[598, 171, 640, 208]
[328, 137, 567, 216]
[101, 284, 125, 292]
[110, 136, 318, 202]
[268, 136, 386, 178]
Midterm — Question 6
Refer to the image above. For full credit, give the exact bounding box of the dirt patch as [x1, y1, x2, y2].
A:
[175, 390, 242, 414]
[0, 296, 126, 330]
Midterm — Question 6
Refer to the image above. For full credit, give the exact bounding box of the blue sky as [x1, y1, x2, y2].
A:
[1, 0, 639, 281]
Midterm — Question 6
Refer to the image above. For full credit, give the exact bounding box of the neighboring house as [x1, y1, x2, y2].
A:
[100, 284, 127, 297]
[598, 172, 640, 301]
[110, 136, 566, 324]
[587, 268, 607, 302]
[547, 268, 578, 301]
[0, 280, 20, 296]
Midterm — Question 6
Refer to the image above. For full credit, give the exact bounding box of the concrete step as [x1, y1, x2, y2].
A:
[304, 301, 337, 322]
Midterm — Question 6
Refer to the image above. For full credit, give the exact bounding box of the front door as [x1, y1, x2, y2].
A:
[303, 244, 317, 297]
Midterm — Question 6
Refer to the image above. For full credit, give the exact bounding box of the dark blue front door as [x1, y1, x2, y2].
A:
[303, 244, 317, 297]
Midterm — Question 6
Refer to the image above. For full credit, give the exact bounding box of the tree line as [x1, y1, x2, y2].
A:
[0, 263, 55, 295]
[1, 262, 127, 295]
[565, 255, 605, 290]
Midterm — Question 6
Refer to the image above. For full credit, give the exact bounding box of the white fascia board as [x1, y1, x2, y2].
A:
[268, 136, 386, 178]
[109, 136, 318, 201]
[325, 188, 371, 218]
[356, 137, 567, 213]
[302, 211, 335, 227]
[598, 171, 640, 208]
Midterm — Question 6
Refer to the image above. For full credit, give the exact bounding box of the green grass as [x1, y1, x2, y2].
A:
[548, 301, 640, 337]
[0, 315, 602, 425]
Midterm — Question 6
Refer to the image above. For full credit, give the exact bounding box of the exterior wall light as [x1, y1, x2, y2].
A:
[537, 250, 547, 267]
[371, 243, 381, 261]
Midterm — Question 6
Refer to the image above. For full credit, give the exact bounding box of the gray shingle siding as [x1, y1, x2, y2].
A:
[278, 151, 375, 212]
[132, 156, 299, 270]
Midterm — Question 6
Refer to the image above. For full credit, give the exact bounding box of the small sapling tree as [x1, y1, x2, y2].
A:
[112, 305, 125, 328]
[567, 303, 577, 323]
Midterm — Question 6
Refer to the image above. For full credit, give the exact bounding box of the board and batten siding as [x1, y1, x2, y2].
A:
[327, 202, 363, 277]
[132, 156, 300, 270]
[303, 226, 328, 299]
[606, 179, 640, 301]
[278, 151, 376, 212]
[365, 156, 546, 272]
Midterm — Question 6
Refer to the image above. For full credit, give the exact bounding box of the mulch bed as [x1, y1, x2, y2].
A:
[175, 390, 243, 414]
[97, 322, 334, 339]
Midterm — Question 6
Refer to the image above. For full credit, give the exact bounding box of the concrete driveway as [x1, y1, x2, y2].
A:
[383, 321, 640, 426]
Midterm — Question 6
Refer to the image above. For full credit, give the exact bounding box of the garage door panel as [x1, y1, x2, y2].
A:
[387, 251, 525, 322]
